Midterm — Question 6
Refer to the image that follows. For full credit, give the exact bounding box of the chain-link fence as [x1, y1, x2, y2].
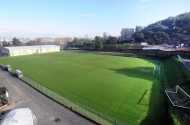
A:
[0, 63, 128, 125]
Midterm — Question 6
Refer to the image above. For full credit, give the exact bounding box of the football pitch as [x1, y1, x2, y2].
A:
[0, 51, 167, 124]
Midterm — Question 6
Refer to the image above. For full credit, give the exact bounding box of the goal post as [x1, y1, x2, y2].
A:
[165, 85, 190, 109]
[178, 54, 182, 62]
[153, 65, 160, 75]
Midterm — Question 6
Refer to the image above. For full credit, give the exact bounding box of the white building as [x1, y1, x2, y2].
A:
[0, 38, 11, 42]
[41, 38, 54, 43]
[3, 45, 60, 57]
[19, 38, 30, 42]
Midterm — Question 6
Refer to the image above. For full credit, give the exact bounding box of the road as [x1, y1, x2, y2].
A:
[0, 67, 96, 125]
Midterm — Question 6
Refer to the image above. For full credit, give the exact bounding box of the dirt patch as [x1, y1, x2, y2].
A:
[85, 58, 102, 61]
[142, 70, 151, 72]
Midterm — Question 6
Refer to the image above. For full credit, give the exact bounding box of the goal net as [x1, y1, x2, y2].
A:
[165, 85, 190, 109]
[178, 54, 182, 62]
[178, 54, 190, 71]
[153, 65, 160, 75]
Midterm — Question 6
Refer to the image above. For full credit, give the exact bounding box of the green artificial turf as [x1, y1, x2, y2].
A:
[0, 51, 167, 125]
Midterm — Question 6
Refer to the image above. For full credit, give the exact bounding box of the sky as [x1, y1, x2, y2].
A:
[0, 0, 190, 39]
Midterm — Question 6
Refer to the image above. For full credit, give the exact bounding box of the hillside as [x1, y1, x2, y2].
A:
[133, 12, 190, 44]
[145, 12, 190, 34]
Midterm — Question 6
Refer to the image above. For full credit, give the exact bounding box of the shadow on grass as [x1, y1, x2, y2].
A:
[137, 90, 148, 105]
[110, 66, 168, 125]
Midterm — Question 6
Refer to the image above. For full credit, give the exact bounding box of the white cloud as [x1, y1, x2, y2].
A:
[140, 0, 151, 3]
[135, 5, 146, 10]
[77, 14, 96, 17]
[0, 20, 12, 27]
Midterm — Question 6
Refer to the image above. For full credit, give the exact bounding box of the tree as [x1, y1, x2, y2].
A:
[103, 32, 108, 43]
[134, 33, 144, 43]
[106, 36, 117, 44]
[72, 37, 79, 47]
[2, 41, 8, 47]
[135, 26, 144, 33]
[121, 28, 134, 40]
[174, 26, 181, 33]
[117, 36, 122, 43]
[144, 31, 154, 44]
[26, 40, 36, 46]
[12, 37, 21, 46]
[67, 37, 92, 47]
[154, 31, 169, 44]
[106, 36, 118, 48]
[95, 36, 103, 51]
[54, 37, 72, 46]
[35, 38, 42, 45]
[19, 42, 26, 46]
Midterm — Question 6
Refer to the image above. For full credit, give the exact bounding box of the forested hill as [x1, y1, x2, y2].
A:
[128, 12, 190, 44]
[144, 12, 190, 34]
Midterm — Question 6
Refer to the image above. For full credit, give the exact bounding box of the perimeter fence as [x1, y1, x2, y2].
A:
[0, 63, 129, 125]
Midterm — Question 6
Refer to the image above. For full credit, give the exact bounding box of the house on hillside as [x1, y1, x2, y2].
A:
[19, 38, 30, 42]
[141, 42, 149, 46]
[184, 41, 190, 47]
[41, 38, 54, 43]
[159, 43, 174, 50]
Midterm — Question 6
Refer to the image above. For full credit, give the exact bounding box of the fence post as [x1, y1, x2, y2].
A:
[68, 99, 69, 107]
[115, 119, 117, 125]
[99, 112, 101, 124]
[6, 90, 11, 106]
[52, 91, 54, 99]
[29, 78, 31, 85]
[86, 106, 88, 117]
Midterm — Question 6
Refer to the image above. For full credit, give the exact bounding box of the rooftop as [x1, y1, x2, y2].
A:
[4, 45, 60, 50]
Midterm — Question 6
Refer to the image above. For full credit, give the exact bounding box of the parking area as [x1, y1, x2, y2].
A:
[0, 68, 96, 125]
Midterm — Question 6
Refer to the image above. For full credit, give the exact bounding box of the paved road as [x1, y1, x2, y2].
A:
[0, 68, 97, 125]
